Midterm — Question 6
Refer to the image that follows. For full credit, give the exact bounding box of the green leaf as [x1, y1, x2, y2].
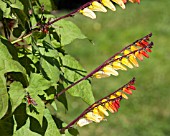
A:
[0, 39, 27, 80]
[0, 75, 8, 119]
[60, 54, 95, 105]
[10, 0, 24, 10]
[25, 73, 55, 126]
[38, 0, 54, 12]
[0, 114, 14, 135]
[44, 109, 60, 136]
[26, 96, 45, 127]
[26, 73, 55, 96]
[13, 118, 41, 136]
[0, 1, 7, 13]
[55, 20, 86, 46]
[0, 36, 27, 119]
[40, 57, 60, 83]
[8, 81, 25, 113]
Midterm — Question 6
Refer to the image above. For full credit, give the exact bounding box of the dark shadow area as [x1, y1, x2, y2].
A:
[54, 0, 90, 10]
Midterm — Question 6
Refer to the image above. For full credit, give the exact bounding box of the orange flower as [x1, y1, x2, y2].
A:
[135, 51, 143, 61]
[140, 50, 149, 58]
[123, 87, 132, 95]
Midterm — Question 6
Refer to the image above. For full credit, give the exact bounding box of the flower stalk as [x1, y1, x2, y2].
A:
[60, 77, 135, 133]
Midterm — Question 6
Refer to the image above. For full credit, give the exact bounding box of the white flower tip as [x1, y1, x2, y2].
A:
[80, 8, 96, 19]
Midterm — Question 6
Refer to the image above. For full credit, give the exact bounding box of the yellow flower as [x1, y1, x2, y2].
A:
[98, 105, 109, 116]
[123, 49, 139, 67]
[93, 108, 105, 120]
[89, 1, 107, 12]
[112, 61, 127, 70]
[129, 55, 139, 67]
[101, 0, 116, 11]
[77, 118, 92, 127]
[121, 57, 133, 68]
[111, 0, 126, 9]
[85, 112, 102, 123]
[79, 8, 96, 19]
[93, 71, 110, 78]
[102, 99, 115, 113]
[103, 65, 119, 76]
[116, 91, 128, 99]
[130, 45, 138, 52]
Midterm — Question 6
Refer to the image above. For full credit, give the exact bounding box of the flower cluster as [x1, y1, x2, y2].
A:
[79, 0, 140, 19]
[93, 33, 153, 79]
[76, 78, 135, 127]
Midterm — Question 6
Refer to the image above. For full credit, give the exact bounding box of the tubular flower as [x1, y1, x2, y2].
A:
[103, 65, 119, 76]
[111, 0, 126, 9]
[76, 78, 136, 127]
[89, 1, 107, 12]
[101, 0, 116, 11]
[93, 71, 110, 78]
[121, 57, 133, 68]
[77, 118, 92, 127]
[79, 8, 96, 19]
[93, 33, 153, 79]
[112, 61, 127, 70]
[93, 65, 118, 78]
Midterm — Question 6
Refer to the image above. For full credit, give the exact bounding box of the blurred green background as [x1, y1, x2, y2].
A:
[58, 0, 170, 136]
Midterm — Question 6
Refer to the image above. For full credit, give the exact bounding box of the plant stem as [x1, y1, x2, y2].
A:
[11, 33, 32, 44]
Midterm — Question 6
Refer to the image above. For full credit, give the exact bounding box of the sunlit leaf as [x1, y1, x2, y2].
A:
[55, 20, 86, 46]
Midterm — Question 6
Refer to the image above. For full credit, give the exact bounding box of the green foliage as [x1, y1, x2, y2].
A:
[0, 0, 94, 135]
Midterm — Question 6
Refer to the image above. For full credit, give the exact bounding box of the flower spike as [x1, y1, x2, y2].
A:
[93, 33, 154, 79]
[59, 78, 136, 132]
[78, 0, 140, 19]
